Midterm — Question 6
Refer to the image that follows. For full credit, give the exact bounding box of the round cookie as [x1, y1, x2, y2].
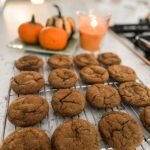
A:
[7, 95, 49, 127]
[140, 106, 150, 132]
[51, 119, 100, 150]
[86, 84, 120, 108]
[48, 68, 78, 88]
[1, 128, 51, 150]
[99, 112, 143, 150]
[52, 89, 85, 116]
[119, 82, 150, 106]
[108, 65, 136, 82]
[74, 53, 99, 68]
[15, 55, 44, 71]
[80, 65, 109, 84]
[11, 71, 45, 94]
[48, 54, 73, 69]
[98, 52, 121, 66]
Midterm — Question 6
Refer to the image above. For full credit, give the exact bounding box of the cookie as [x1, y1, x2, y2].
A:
[98, 52, 121, 66]
[11, 71, 45, 94]
[15, 55, 44, 71]
[51, 119, 100, 150]
[1, 127, 51, 150]
[52, 89, 85, 116]
[7, 95, 49, 127]
[140, 106, 150, 132]
[48, 54, 73, 69]
[86, 84, 120, 108]
[74, 53, 99, 68]
[99, 112, 143, 150]
[108, 65, 136, 82]
[80, 65, 109, 84]
[48, 68, 77, 88]
[119, 82, 150, 106]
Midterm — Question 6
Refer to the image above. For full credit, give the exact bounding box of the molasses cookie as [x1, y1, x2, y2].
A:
[74, 53, 99, 68]
[52, 119, 100, 150]
[140, 106, 150, 132]
[86, 84, 120, 108]
[52, 89, 85, 116]
[48, 54, 73, 69]
[1, 127, 51, 150]
[108, 65, 136, 82]
[119, 82, 150, 106]
[99, 112, 143, 150]
[98, 52, 121, 66]
[15, 55, 44, 71]
[48, 68, 77, 88]
[7, 95, 49, 127]
[11, 71, 44, 94]
[80, 65, 109, 84]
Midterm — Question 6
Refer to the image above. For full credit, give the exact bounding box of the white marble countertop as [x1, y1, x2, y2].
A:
[0, 0, 150, 146]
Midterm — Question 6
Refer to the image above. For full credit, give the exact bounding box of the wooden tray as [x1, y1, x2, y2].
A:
[8, 32, 78, 56]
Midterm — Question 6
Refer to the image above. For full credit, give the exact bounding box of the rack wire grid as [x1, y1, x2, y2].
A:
[2, 55, 150, 150]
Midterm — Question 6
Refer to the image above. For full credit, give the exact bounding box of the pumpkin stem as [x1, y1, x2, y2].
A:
[31, 14, 35, 24]
[46, 18, 51, 27]
[53, 4, 62, 18]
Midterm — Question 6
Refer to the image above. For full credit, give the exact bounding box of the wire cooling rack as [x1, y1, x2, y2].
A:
[2, 55, 150, 150]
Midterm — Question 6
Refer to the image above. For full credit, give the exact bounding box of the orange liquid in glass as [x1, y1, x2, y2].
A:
[79, 16, 108, 51]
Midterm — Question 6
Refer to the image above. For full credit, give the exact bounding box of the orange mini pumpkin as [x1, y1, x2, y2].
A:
[18, 15, 43, 44]
[39, 27, 68, 50]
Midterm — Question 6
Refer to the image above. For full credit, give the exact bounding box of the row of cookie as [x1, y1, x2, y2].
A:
[15, 52, 121, 71]
[8, 83, 150, 130]
[1, 112, 144, 150]
[11, 63, 137, 95]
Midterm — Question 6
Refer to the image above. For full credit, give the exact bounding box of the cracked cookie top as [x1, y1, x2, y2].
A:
[1, 128, 51, 150]
[11, 71, 45, 94]
[119, 82, 150, 107]
[80, 65, 109, 84]
[140, 106, 150, 132]
[7, 95, 49, 127]
[48, 68, 78, 88]
[86, 84, 120, 108]
[48, 54, 73, 69]
[52, 89, 85, 116]
[74, 54, 99, 69]
[98, 52, 121, 66]
[108, 65, 136, 82]
[15, 55, 44, 71]
[52, 119, 100, 150]
[99, 112, 143, 150]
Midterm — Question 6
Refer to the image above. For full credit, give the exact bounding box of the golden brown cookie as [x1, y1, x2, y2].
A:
[52, 119, 100, 150]
[52, 89, 85, 116]
[74, 53, 99, 69]
[15, 55, 44, 71]
[11, 71, 45, 94]
[48, 68, 78, 88]
[80, 65, 109, 84]
[7, 95, 49, 127]
[48, 54, 73, 69]
[108, 65, 136, 82]
[98, 52, 121, 66]
[1, 128, 51, 150]
[140, 106, 150, 132]
[119, 82, 150, 106]
[86, 84, 120, 108]
[99, 112, 143, 150]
